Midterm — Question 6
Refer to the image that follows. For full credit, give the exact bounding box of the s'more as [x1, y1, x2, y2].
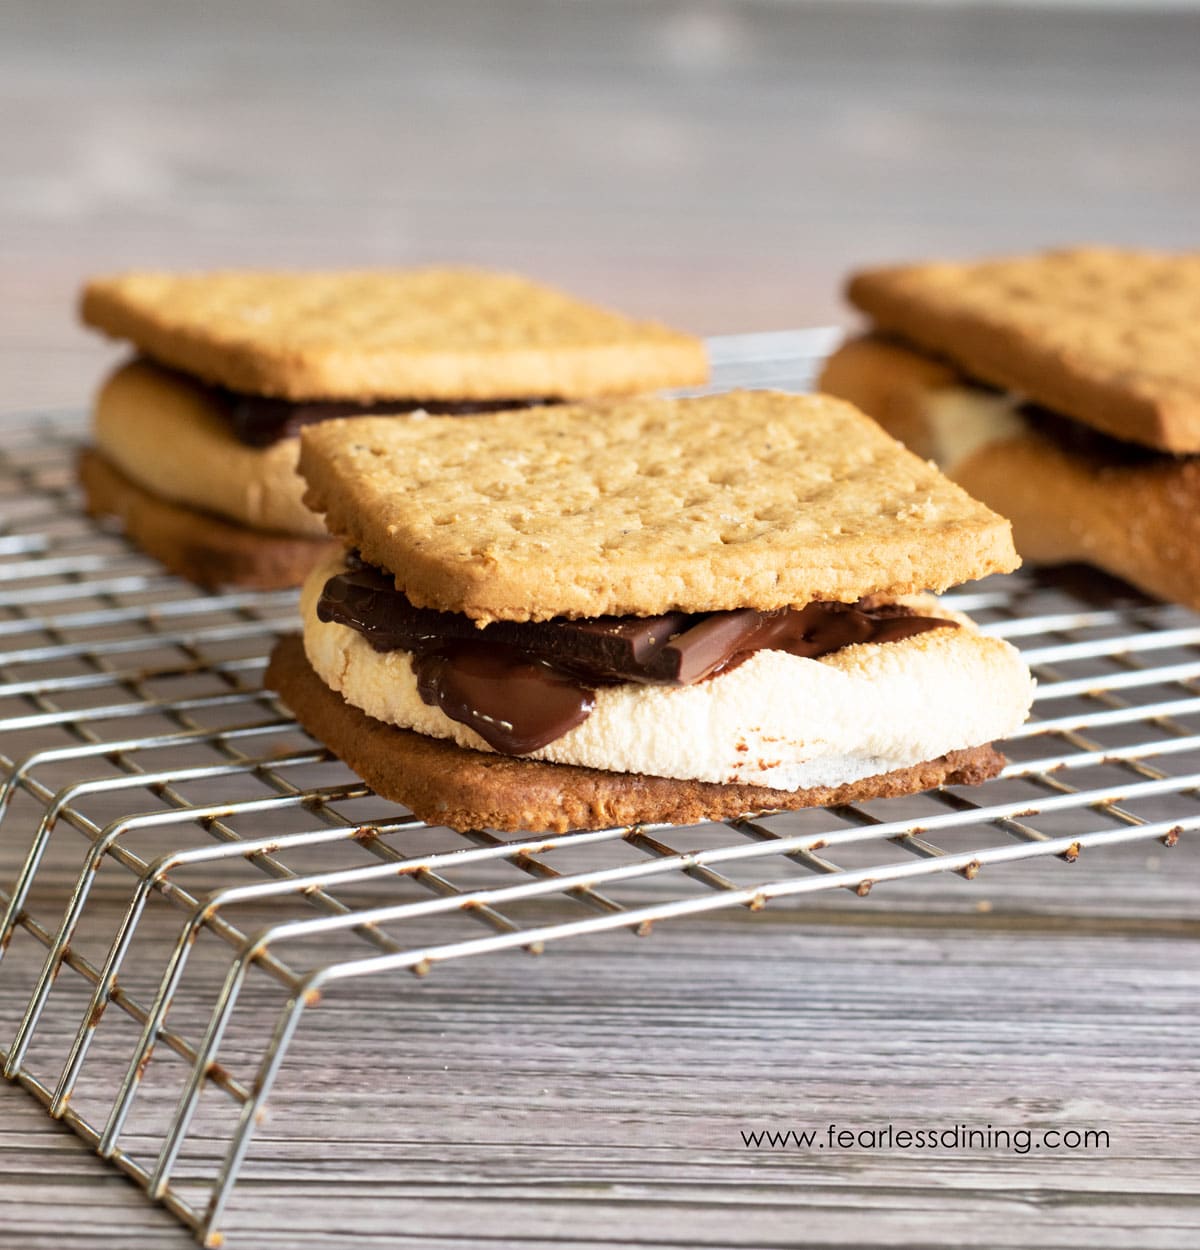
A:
[820, 247, 1200, 608]
[265, 390, 1034, 833]
[78, 269, 708, 588]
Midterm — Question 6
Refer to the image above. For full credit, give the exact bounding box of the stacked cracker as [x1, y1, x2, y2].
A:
[267, 390, 1034, 833]
[821, 247, 1200, 608]
[79, 269, 708, 588]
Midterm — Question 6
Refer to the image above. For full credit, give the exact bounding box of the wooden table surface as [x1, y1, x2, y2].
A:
[1, 2, 1199, 1247]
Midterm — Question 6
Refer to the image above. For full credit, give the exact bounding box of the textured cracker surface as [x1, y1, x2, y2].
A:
[298, 390, 1018, 621]
[266, 635, 1004, 833]
[848, 247, 1200, 452]
[821, 336, 1200, 611]
[80, 268, 709, 401]
[79, 448, 337, 589]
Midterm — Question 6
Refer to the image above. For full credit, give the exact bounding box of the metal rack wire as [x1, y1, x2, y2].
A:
[0, 328, 1192, 1247]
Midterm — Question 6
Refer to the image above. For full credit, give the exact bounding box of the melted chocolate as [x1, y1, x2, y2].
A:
[319, 562, 957, 755]
[320, 562, 953, 683]
[217, 391, 550, 447]
[414, 641, 594, 755]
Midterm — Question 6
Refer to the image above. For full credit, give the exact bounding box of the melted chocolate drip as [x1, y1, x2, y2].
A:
[319, 561, 957, 755]
[218, 391, 550, 447]
[413, 641, 595, 755]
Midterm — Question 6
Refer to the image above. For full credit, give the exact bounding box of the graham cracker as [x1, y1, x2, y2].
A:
[79, 448, 338, 589]
[265, 635, 1005, 833]
[847, 247, 1200, 453]
[298, 390, 1018, 622]
[80, 268, 709, 402]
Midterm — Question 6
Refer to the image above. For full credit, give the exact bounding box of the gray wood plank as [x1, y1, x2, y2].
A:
[1, 917, 1198, 1248]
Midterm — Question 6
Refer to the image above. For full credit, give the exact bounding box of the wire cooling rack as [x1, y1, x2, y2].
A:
[0, 328, 1193, 1246]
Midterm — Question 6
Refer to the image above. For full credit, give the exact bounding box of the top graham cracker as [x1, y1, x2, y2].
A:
[298, 389, 1018, 623]
[79, 268, 709, 402]
[848, 247, 1200, 453]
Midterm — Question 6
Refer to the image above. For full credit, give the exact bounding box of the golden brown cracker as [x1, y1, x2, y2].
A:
[81, 268, 709, 401]
[298, 389, 1018, 622]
